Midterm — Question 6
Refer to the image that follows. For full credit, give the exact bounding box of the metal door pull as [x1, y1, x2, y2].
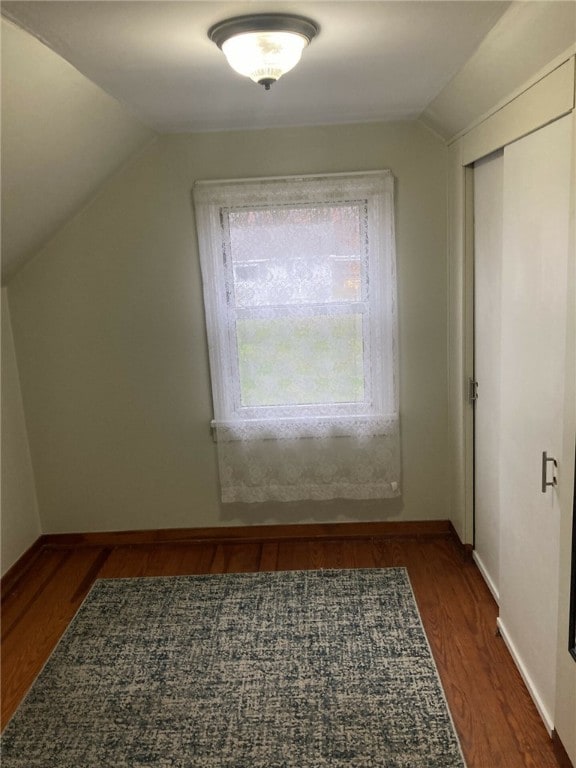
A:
[468, 378, 478, 404]
[541, 451, 557, 493]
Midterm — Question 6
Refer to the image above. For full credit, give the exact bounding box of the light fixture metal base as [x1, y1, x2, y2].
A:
[208, 14, 319, 49]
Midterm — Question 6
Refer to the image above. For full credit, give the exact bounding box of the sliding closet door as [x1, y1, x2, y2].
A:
[498, 113, 573, 730]
[473, 150, 503, 601]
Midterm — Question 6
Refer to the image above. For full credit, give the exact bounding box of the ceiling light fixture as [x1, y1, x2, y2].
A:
[208, 14, 319, 91]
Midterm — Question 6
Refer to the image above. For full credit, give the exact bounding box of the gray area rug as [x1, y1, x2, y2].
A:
[2, 568, 467, 767]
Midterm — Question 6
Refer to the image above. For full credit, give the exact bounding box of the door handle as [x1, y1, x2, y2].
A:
[468, 378, 478, 404]
[541, 451, 557, 493]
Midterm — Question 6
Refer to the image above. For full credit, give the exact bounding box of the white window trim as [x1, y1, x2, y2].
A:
[194, 170, 398, 427]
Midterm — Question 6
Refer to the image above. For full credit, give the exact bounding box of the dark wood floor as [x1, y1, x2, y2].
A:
[1, 531, 572, 768]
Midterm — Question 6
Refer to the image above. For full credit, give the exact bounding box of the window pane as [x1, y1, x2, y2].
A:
[236, 315, 365, 407]
[228, 204, 365, 307]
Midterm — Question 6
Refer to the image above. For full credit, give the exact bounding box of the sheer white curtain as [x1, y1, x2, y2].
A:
[194, 171, 399, 503]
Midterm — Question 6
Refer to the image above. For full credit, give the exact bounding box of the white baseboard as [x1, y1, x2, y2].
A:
[496, 617, 554, 736]
[472, 551, 500, 604]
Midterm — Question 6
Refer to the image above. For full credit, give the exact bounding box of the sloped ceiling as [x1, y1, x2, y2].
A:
[1, 19, 155, 283]
[2, 2, 575, 283]
[422, 1, 576, 139]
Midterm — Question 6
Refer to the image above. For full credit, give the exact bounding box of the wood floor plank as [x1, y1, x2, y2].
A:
[259, 542, 279, 571]
[140, 543, 199, 576]
[275, 539, 340, 571]
[404, 539, 558, 768]
[164, 542, 217, 575]
[1, 549, 71, 642]
[1, 548, 108, 729]
[209, 542, 262, 574]
[0, 533, 569, 768]
[339, 538, 379, 568]
[96, 546, 155, 579]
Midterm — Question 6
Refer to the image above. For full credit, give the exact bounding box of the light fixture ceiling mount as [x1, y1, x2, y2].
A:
[208, 14, 319, 90]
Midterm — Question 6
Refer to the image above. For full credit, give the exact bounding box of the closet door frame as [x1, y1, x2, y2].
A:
[449, 54, 576, 744]
[456, 56, 575, 550]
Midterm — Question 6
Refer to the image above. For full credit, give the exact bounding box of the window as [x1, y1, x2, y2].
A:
[194, 171, 399, 503]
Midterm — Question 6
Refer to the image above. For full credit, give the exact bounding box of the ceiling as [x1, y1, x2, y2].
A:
[1, 1, 512, 133]
[3, 1, 575, 283]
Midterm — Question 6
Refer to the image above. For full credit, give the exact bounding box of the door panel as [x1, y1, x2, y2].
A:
[473, 150, 504, 600]
[498, 114, 572, 728]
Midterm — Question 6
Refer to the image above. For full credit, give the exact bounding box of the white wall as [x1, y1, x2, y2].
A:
[1, 289, 41, 575]
[1, 18, 155, 283]
[6, 121, 449, 534]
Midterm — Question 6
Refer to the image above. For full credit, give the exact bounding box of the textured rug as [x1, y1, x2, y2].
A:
[2, 568, 466, 767]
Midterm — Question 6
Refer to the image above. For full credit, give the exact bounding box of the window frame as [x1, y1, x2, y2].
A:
[193, 170, 398, 430]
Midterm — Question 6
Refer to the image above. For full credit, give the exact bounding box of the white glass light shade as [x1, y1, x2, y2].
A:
[221, 31, 308, 86]
[209, 15, 319, 90]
